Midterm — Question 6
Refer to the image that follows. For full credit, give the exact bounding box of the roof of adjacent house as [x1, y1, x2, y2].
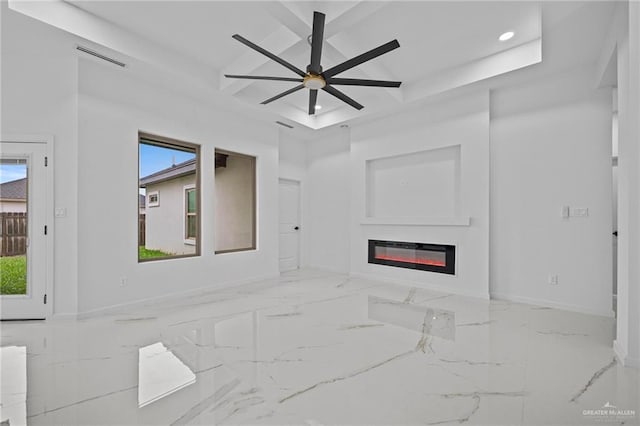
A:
[0, 178, 27, 200]
[139, 158, 196, 188]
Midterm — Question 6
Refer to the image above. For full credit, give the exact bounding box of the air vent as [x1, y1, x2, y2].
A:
[76, 45, 126, 68]
[275, 121, 294, 129]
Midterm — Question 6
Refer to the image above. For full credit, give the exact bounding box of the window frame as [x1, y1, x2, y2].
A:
[184, 184, 196, 245]
[138, 132, 201, 262]
[147, 191, 159, 207]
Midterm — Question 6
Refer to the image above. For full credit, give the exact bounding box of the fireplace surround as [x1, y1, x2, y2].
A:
[368, 240, 456, 275]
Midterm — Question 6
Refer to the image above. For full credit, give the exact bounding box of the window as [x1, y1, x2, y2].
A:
[138, 132, 200, 261]
[185, 186, 196, 241]
[147, 191, 159, 207]
[214, 149, 256, 253]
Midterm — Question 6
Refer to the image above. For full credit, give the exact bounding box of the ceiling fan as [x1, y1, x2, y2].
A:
[225, 11, 401, 115]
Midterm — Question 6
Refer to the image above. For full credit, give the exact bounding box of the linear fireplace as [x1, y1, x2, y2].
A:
[368, 240, 456, 275]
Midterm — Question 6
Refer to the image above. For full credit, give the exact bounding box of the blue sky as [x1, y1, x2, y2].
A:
[139, 143, 195, 178]
[0, 164, 27, 184]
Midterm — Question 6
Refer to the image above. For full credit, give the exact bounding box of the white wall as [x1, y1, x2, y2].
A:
[350, 92, 491, 299]
[77, 58, 279, 315]
[490, 67, 613, 317]
[305, 128, 351, 273]
[215, 153, 255, 252]
[278, 130, 308, 267]
[145, 175, 197, 256]
[278, 129, 307, 183]
[1, 5, 79, 316]
[614, 0, 640, 366]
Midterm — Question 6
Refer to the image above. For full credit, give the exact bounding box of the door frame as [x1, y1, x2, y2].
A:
[278, 178, 302, 271]
[1, 134, 54, 319]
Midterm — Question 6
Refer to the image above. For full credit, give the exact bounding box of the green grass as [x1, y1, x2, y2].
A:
[1, 255, 27, 295]
[139, 246, 173, 260]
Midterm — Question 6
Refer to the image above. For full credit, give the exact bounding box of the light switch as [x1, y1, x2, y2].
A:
[571, 207, 589, 217]
[561, 206, 570, 218]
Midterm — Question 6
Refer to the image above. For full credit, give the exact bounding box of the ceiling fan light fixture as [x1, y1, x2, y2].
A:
[499, 31, 515, 41]
[303, 74, 326, 90]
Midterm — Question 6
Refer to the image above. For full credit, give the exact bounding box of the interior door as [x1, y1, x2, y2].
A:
[1, 142, 48, 320]
[279, 179, 300, 272]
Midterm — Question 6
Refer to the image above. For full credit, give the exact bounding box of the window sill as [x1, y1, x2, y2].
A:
[215, 247, 257, 255]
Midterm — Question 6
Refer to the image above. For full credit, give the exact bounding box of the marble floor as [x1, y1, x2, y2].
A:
[1, 269, 638, 425]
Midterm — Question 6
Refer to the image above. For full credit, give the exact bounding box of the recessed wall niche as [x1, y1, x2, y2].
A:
[365, 145, 461, 219]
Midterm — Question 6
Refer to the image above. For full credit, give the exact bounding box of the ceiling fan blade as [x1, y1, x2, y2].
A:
[261, 84, 305, 105]
[322, 85, 364, 110]
[322, 39, 400, 79]
[225, 74, 303, 82]
[232, 34, 306, 77]
[327, 78, 402, 88]
[309, 11, 326, 74]
[308, 89, 318, 115]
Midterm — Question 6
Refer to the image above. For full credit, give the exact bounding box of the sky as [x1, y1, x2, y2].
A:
[139, 143, 195, 178]
[0, 164, 27, 184]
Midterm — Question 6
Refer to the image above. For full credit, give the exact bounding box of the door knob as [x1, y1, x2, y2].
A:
[294, 226, 300, 230]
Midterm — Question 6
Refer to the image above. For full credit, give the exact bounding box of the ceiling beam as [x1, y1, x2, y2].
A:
[219, 26, 302, 94]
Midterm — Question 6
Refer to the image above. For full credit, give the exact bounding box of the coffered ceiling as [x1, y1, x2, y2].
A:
[8, 1, 616, 131]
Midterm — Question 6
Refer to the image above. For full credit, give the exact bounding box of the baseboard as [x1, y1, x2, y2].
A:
[51, 313, 78, 321]
[306, 264, 350, 275]
[613, 340, 628, 364]
[614, 340, 639, 368]
[77, 272, 280, 320]
[350, 271, 490, 300]
[491, 292, 614, 318]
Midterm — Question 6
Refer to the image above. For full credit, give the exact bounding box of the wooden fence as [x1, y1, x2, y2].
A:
[1, 212, 27, 257]
[139, 214, 146, 246]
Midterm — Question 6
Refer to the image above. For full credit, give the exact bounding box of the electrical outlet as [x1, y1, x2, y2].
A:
[120, 277, 127, 287]
[561, 206, 570, 219]
[548, 274, 559, 285]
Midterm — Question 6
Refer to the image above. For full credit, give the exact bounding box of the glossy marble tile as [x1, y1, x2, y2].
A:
[1, 269, 638, 425]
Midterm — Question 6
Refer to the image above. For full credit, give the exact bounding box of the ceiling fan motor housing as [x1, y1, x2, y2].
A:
[303, 74, 326, 90]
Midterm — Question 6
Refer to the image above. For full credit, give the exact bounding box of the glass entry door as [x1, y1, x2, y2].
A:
[1, 142, 48, 320]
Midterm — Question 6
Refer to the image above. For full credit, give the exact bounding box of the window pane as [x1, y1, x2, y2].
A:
[187, 189, 196, 213]
[214, 150, 256, 253]
[139, 134, 199, 261]
[187, 215, 197, 239]
[0, 160, 28, 295]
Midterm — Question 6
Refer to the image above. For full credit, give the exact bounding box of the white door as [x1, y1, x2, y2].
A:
[279, 179, 300, 272]
[1, 142, 48, 320]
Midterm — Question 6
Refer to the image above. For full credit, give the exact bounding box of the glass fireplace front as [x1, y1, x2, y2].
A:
[368, 240, 455, 275]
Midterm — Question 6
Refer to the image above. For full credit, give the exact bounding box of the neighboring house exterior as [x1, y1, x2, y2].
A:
[138, 194, 146, 216]
[0, 178, 27, 213]
[139, 153, 254, 255]
[139, 159, 196, 256]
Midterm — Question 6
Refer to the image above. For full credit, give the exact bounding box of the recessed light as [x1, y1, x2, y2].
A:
[499, 31, 515, 42]
[315, 105, 322, 110]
